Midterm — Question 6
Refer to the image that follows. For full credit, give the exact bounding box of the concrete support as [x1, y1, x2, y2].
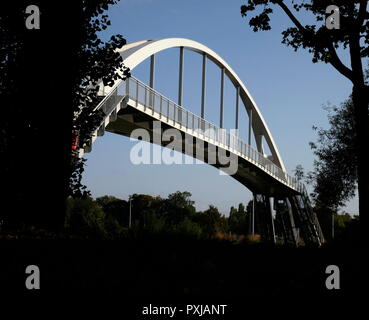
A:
[254, 193, 276, 244]
[267, 197, 276, 244]
[252, 193, 255, 235]
[285, 198, 298, 245]
[220, 67, 225, 128]
[274, 198, 298, 247]
[201, 53, 206, 119]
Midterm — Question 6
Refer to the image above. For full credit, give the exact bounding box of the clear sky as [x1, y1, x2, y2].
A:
[82, 0, 357, 215]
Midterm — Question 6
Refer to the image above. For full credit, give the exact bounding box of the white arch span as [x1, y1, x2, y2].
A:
[115, 38, 286, 172]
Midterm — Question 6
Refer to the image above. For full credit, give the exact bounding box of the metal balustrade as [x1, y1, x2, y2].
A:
[94, 76, 305, 193]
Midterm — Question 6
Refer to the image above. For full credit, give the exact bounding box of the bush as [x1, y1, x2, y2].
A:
[173, 217, 203, 238]
[65, 197, 106, 238]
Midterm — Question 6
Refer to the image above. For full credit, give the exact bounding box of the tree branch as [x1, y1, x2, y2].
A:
[275, 1, 355, 82]
[326, 42, 354, 82]
[275, 0, 306, 33]
[358, 0, 368, 27]
[349, 33, 365, 85]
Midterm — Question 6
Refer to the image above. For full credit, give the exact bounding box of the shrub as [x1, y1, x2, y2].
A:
[65, 197, 106, 238]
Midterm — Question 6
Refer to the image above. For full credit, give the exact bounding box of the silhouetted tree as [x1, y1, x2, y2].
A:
[229, 203, 249, 235]
[197, 205, 227, 238]
[308, 97, 357, 210]
[68, 158, 92, 199]
[294, 165, 305, 182]
[65, 197, 106, 238]
[241, 0, 369, 230]
[0, 1, 129, 230]
[129, 194, 164, 228]
[163, 191, 196, 225]
[174, 217, 203, 238]
[96, 195, 128, 226]
[167, 191, 195, 210]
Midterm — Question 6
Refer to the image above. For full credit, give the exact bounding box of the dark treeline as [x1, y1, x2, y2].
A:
[64, 191, 256, 242]
[66, 191, 360, 245]
[1, 190, 358, 246]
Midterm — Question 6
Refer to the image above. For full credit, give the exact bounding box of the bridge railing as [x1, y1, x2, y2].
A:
[97, 76, 305, 193]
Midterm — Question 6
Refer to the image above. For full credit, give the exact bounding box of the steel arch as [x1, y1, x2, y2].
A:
[113, 38, 286, 172]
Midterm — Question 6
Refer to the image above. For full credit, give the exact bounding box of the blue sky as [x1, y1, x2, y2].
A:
[82, 0, 357, 215]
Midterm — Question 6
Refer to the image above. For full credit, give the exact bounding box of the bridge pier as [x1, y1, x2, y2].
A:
[253, 193, 276, 244]
[274, 198, 298, 247]
[250, 194, 255, 235]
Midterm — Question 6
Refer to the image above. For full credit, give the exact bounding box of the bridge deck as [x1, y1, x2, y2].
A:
[82, 76, 306, 197]
[107, 102, 298, 197]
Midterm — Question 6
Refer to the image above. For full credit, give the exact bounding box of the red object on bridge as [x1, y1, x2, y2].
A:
[71, 130, 79, 151]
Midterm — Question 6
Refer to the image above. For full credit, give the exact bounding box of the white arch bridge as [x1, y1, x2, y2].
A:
[78, 38, 324, 246]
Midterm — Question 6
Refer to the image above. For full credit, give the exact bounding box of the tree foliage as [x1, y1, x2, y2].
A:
[64, 191, 233, 240]
[241, 1, 369, 225]
[65, 197, 106, 238]
[0, 1, 129, 229]
[69, 0, 130, 197]
[294, 164, 305, 182]
[96, 195, 128, 226]
[72, 1, 130, 148]
[196, 205, 227, 238]
[228, 203, 250, 235]
[241, 1, 369, 67]
[308, 98, 357, 209]
[68, 158, 92, 198]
